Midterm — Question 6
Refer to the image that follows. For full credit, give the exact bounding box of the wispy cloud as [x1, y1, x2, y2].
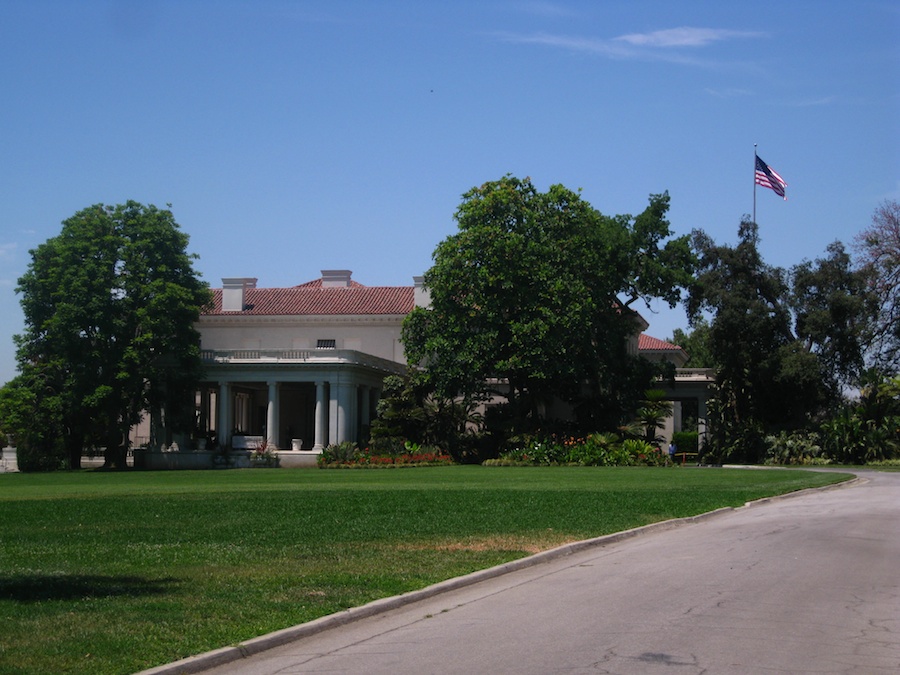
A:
[786, 95, 838, 107]
[614, 27, 765, 48]
[497, 32, 631, 58]
[497, 26, 768, 66]
[705, 87, 754, 98]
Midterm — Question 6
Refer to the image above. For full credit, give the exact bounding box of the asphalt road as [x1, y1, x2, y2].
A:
[171, 470, 899, 675]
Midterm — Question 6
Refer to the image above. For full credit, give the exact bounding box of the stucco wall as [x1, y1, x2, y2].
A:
[197, 316, 407, 364]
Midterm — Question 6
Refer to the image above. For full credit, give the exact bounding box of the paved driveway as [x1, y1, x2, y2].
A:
[167, 470, 900, 674]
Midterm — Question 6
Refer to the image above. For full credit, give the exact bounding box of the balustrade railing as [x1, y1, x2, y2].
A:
[674, 368, 715, 381]
[199, 348, 404, 373]
[200, 349, 314, 362]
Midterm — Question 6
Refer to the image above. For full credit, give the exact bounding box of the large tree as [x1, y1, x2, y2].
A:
[403, 176, 695, 438]
[14, 201, 210, 469]
[670, 316, 714, 368]
[687, 220, 874, 461]
[854, 199, 900, 373]
[789, 240, 875, 388]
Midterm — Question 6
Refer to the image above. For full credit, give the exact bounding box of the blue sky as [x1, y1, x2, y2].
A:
[1, 0, 898, 386]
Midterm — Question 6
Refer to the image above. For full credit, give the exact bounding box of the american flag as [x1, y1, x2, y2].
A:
[755, 155, 787, 199]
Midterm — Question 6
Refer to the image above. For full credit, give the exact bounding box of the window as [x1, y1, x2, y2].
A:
[316, 339, 336, 349]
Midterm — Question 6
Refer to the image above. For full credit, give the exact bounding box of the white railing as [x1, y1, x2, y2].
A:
[199, 348, 406, 374]
[201, 349, 314, 362]
[674, 368, 716, 381]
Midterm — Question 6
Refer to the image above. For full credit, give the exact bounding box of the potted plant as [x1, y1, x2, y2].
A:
[250, 439, 280, 468]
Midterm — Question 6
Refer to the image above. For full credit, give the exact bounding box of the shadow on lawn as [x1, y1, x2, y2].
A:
[0, 574, 179, 602]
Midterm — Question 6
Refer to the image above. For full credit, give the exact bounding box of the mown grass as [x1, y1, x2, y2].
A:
[0, 466, 850, 675]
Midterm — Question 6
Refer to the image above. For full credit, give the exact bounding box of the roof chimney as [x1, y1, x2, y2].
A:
[321, 270, 352, 288]
[221, 277, 257, 311]
[413, 275, 431, 308]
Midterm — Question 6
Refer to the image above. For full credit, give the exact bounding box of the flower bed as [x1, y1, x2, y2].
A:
[317, 441, 453, 468]
[484, 433, 669, 467]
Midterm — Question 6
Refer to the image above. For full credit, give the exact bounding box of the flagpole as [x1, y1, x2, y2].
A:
[753, 143, 758, 224]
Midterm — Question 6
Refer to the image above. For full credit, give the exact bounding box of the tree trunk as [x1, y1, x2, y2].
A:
[69, 446, 81, 471]
[67, 441, 82, 470]
[103, 445, 128, 469]
[103, 428, 129, 469]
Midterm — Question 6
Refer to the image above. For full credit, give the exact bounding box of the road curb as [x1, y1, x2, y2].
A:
[136, 474, 861, 675]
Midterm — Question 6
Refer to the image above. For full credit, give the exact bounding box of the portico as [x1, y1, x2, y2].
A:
[660, 368, 715, 447]
[196, 348, 405, 453]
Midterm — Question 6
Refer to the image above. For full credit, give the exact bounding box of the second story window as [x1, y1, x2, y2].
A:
[316, 339, 336, 350]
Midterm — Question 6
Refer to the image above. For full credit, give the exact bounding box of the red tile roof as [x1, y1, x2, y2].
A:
[205, 284, 415, 316]
[294, 278, 365, 289]
[638, 334, 683, 352]
[202, 278, 679, 349]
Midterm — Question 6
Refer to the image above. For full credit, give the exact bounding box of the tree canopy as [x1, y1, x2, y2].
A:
[402, 176, 695, 439]
[854, 199, 900, 373]
[687, 219, 875, 461]
[670, 316, 714, 368]
[10, 201, 210, 469]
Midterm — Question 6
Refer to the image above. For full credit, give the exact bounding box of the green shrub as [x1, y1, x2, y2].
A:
[482, 458, 533, 467]
[868, 458, 900, 468]
[319, 441, 360, 465]
[671, 431, 698, 457]
[620, 439, 651, 466]
[368, 436, 408, 457]
[318, 441, 453, 468]
[569, 433, 631, 466]
[563, 432, 615, 466]
[15, 436, 66, 472]
[500, 435, 567, 465]
[820, 405, 900, 464]
[494, 433, 667, 467]
[763, 431, 829, 465]
[563, 440, 607, 466]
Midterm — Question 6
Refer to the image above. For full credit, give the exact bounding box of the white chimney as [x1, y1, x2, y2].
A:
[221, 278, 257, 311]
[413, 275, 431, 308]
[321, 270, 352, 288]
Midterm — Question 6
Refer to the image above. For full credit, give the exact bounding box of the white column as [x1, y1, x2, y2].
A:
[359, 385, 371, 443]
[266, 381, 280, 448]
[209, 390, 218, 435]
[329, 382, 339, 444]
[313, 381, 328, 451]
[698, 397, 708, 450]
[198, 388, 209, 433]
[330, 380, 354, 444]
[218, 382, 232, 448]
[348, 384, 359, 443]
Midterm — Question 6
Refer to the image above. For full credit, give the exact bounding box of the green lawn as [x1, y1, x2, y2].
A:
[0, 466, 850, 675]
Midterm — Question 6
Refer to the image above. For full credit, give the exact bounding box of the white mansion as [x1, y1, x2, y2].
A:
[133, 270, 711, 467]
